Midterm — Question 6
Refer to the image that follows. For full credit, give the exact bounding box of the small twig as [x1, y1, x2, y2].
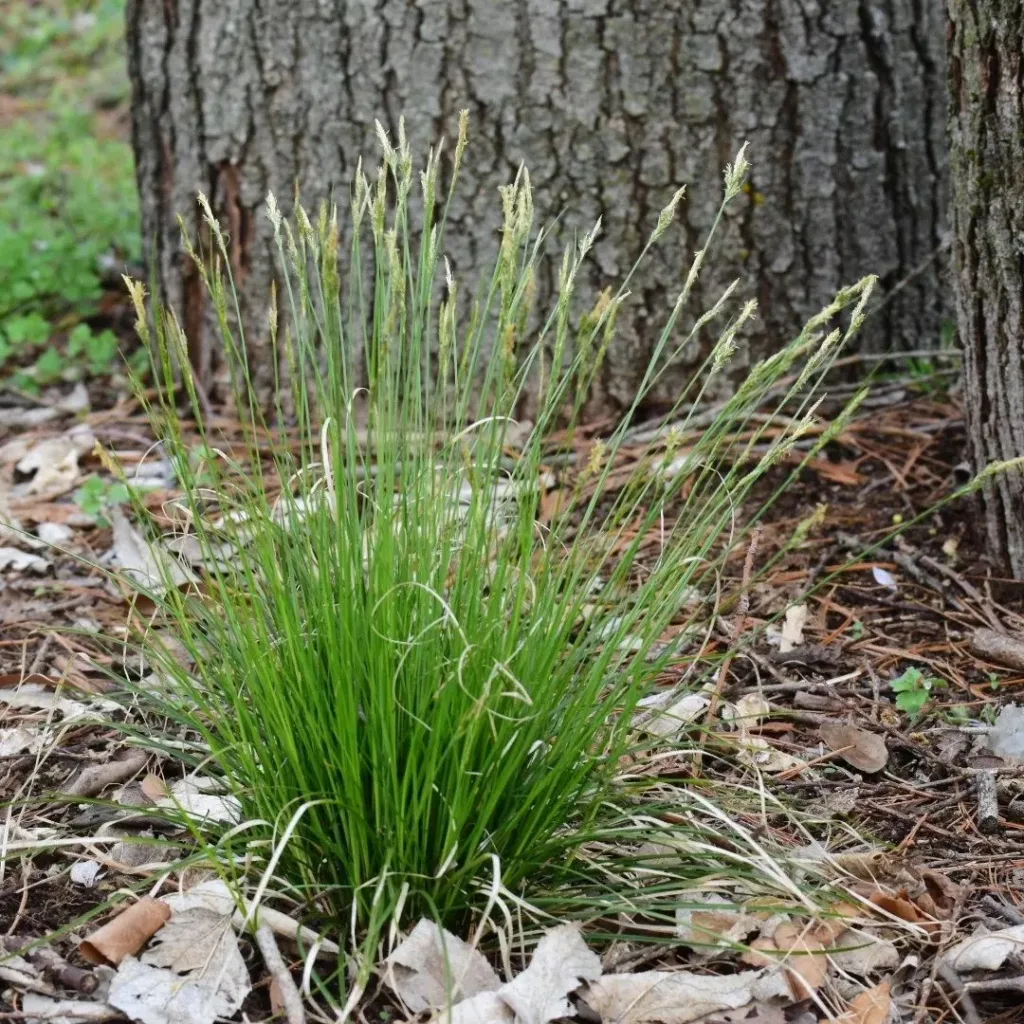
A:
[23, 947, 98, 996]
[980, 894, 1024, 926]
[964, 975, 1024, 995]
[971, 627, 1024, 673]
[737, 525, 762, 618]
[255, 923, 305, 1024]
[976, 771, 1000, 834]
[62, 750, 149, 799]
[936, 961, 981, 1024]
[4, 859, 32, 937]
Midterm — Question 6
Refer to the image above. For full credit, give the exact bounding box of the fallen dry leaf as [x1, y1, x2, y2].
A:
[830, 929, 899, 975]
[163, 878, 340, 955]
[80, 897, 171, 966]
[867, 891, 939, 937]
[105, 890, 251, 1024]
[160, 775, 241, 824]
[385, 919, 501, 1013]
[806, 458, 864, 487]
[583, 969, 780, 1024]
[110, 507, 196, 591]
[70, 859, 104, 888]
[818, 723, 888, 774]
[0, 725, 44, 756]
[14, 426, 95, 496]
[941, 923, 1024, 972]
[0, 546, 50, 573]
[499, 924, 601, 1024]
[822, 982, 891, 1024]
[64, 750, 149, 798]
[675, 896, 770, 949]
[585, 966, 753, 1024]
[437, 991, 513, 1024]
[107, 953, 247, 1024]
[916, 869, 960, 919]
[1, 681, 119, 722]
[635, 691, 710, 738]
[740, 921, 828, 1000]
[725, 695, 805, 773]
[140, 773, 168, 802]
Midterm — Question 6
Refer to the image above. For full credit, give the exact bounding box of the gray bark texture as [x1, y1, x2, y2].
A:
[949, 0, 1024, 578]
[127, 0, 948, 409]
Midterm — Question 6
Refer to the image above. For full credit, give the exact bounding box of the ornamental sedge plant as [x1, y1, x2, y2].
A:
[123, 118, 873, 972]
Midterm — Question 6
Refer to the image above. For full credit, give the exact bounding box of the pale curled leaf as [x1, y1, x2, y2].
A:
[498, 924, 601, 1024]
[822, 982, 892, 1024]
[160, 776, 241, 824]
[108, 950, 249, 1024]
[941, 923, 1024, 972]
[871, 566, 897, 592]
[583, 969, 774, 1024]
[0, 725, 44, 756]
[70, 860, 104, 888]
[1, 683, 119, 724]
[0, 546, 50, 573]
[143, 908, 241, 974]
[818, 723, 888, 774]
[674, 895, 769, 949]
[830, 929, 899, 975]
[106, 900, 250, 1024]
[635, 692, 710, 737]
[433, 991, 513, 1024]
[14, 427, 95, 496]
[110, 507, 195, 591]
[386, 919, 501, 1013]
[724, 695, 805, 773]
[163, 878, 340, 955]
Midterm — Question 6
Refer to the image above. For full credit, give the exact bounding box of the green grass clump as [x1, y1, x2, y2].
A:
[124, 119, 873, 985]
[0, 0, 139, 387]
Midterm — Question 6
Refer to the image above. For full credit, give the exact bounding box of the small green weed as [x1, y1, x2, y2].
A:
[890, 666, 946, 719]
[73, 474, 131, 525]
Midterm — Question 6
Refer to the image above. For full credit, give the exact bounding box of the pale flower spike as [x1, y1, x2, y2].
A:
[266, 192, 282, 236]
[374, 120, 394, 163]
[653, 185, 686, 242]
[724, 142, 751, 200]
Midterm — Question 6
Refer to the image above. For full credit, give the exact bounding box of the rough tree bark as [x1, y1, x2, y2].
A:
[127, 0, 948, 409]
[949, 0, 1024, 578]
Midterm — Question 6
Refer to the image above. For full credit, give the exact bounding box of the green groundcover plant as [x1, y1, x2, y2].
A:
[120, 118, 877, 993]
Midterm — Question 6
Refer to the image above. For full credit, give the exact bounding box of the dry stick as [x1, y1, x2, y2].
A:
[62, 750, 149, 799]
[965, 975, 1024, 996]
[975, 770, 999, 834]
[971, 627, 1024, 673]
[255, 923, 305, 1024]
[935, 961, 982, 1024]
[979, 894, 1024, 927]
[4, 944, 99, 997]
[4, 859, 31, 936]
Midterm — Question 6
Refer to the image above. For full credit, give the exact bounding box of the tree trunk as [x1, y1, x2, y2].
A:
[127, 0, 948, 410]
[949, 0, 1024, 579]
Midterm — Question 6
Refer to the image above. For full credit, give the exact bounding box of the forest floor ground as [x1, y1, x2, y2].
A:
[5, 3, 1024, 1023]
[4, 359, 1024, 1024]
